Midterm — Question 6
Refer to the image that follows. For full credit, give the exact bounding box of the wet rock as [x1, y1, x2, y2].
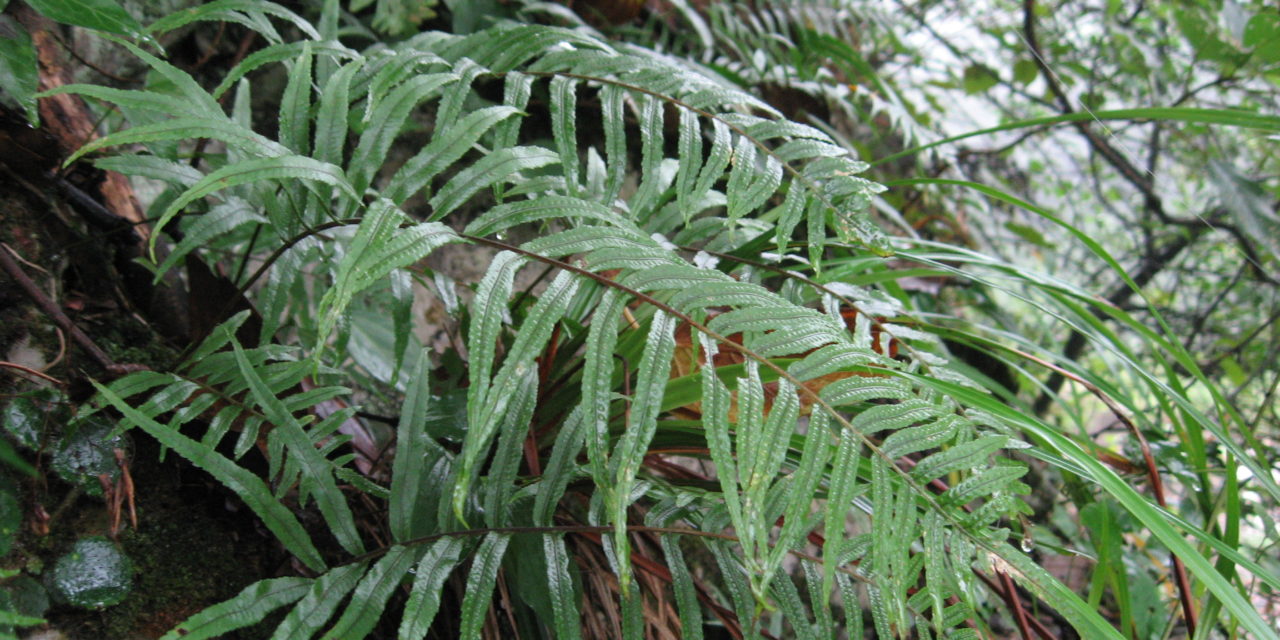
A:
[47, 536, 133, 609]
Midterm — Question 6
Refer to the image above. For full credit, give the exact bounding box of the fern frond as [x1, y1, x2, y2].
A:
[62, 9, 1179, 638]
[93, 381, 327, 572]
[160, 577, 313, 640]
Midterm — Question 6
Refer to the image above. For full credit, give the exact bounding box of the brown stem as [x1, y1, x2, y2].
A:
[999, 569, 1034, 640]
[0, 244, 145, 378]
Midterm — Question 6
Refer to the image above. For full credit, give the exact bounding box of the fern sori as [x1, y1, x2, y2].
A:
[66, 2, 1179, 638]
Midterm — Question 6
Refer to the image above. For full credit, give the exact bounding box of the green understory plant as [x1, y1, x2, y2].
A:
[18, 0, 1275, 638]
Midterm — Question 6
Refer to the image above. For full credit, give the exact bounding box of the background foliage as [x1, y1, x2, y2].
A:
[0, 0, 1277, 638]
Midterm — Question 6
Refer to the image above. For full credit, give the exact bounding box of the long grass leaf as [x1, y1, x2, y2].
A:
[909, 373, 1272, 639]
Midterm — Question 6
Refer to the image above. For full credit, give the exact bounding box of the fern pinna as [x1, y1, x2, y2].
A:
[62, 1, 1243, 638]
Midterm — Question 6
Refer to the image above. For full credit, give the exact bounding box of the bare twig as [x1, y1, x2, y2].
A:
[999, 568, 1034, 640]
[0, 361, 64, 385]
[0, 244, 146, 378]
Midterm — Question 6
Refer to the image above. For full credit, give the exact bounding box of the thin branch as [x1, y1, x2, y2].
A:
[0, 244, 145, 378]
[999, 569, 1034, 640]
[0, 361, 64, 385]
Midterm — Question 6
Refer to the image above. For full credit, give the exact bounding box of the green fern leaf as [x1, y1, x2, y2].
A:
[313, 61, 362, 166]
[360, 49, 446, 112]
[93, 34, 223, 116]
[459, 533, 511, 640]
[922, 509, 950, 636]
[483, 371, 539, 527]
[92, 154, 203, 187]
[232, 340, 365, 555]
[92, 382, 326, 572]
[822, 420, 862, 600]
[786, 343, 876, 382]
[706, 306, 839, 337]
[159, 200, 266, 274]
[63, 117, 286, 167]
[751, 323, 842, 358]
[771, 574, 817, 640]
[534, 408, 586, 526]
[669, 280, 784, 312]
[154, 155, 357, 253]
[630, 94, 667, 218]
[434, 58, 489, 132]
[880, 414, 961, 460]
[690, 118, 733, 214]
[256, 237, 320, 343]
[697, 333, 745, 538]
[773, 410, 831, 571]
[389, 353, 447, 542]
[820, 376, 914, 406]
[464, 250, 523, 430]
[428, 146, 560, 219]
[579, 289, 625, 485]
[39, 84, 204, 119]
[321, 546, 418, 639]
[493, 71, 534, 151]
[161, 577, 313, 640]
[609, 310, 677, 594]
[726, 135, 783, 226]
[708, 541, 757, 634]
[621, 263, 733, 292]
[544, 535, 583, 640]
[910, 435, 1007, 483]
[386, 105, 523, 204]
[271, 562, 369, 640]
[600, 84, 628, 205]
[447, 25, 608, 72]
[944, 462, 1028, 507]
[279, 44, 313, 155]
[621, 589, 644, 640]
[550, 76, 581, 198]
[399, 536, 467, 639]
[348, 72, 459, 195]
[213, 41, 359, 99]
[147, 0, 320, 41]
[521, 226, 658, 258]
[585, 245, 685, 271]
[315, 201, 460, 351]
[454, 271, 579, 523]
[466, 197, 636, 238]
